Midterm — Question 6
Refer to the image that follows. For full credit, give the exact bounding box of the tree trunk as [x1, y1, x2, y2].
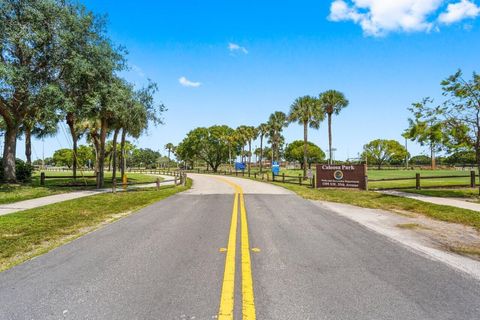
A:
[91, 132, 100, 174]
[25, 126, 32, 165]
[259, 135, 264, 173]
[96, 118, 108, 189]
[248, 140, 252, 175]
[431, 143, 436, 170]
[120, 128, 127, 179]
[66, 113, 78, 179]
[2, 125, 18, 182]
[303, 121, 308, 178]
[111, 128, 119, 183]
[328, 113, 333, 165]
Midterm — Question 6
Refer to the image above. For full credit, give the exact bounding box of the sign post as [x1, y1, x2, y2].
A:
[316, 164, 367, 190]
[271, 161, 280, 176]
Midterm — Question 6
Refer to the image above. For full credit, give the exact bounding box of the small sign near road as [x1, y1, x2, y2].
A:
[306, 169, 313, 179]
[316, 164, 367, 190]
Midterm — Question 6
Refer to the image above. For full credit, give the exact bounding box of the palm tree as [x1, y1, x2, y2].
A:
[267, 111, 288, 164]
[165, 143, 175, 161]
[257, 123, 269, 173]
[288, 96, 324, 177]
[319, 90, 349, 165]
[243, 126, 258, 175]
[235, 126, 249, 163]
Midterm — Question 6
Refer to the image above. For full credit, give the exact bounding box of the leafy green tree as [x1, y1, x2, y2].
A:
[59, 6, 111, 180]
[409, 155, 432, 166]
[319, 90, 349, 165]
[118, 81, 165, 180]
[405, 98, 446, 169]
[267, 111, 288, 163]
[288, 96, 323, 177]
[53, 149, 74, 168]
[76, 145, 95, 168]
[438, 71, 480, 173]
[177, 126, 235, 172]
[445, 151, 476, 165]
[128, 148, 161, 168]
[0, 0, 71, 181]
[362, 139, 408, 169]
[285, 140, 325, 169]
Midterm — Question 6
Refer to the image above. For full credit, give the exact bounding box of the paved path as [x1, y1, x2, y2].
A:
[0, 174, 479, 319]
[381, 190, 480, 212]
[0, 175, 175, 216]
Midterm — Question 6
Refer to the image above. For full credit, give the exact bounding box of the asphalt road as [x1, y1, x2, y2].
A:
[0, 174, 479, 319]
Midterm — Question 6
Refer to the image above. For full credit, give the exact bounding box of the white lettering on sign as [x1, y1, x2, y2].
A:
[321, 165, 355, 171]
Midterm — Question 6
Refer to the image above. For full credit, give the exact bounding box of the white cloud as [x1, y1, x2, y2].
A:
[179, 76, 201, 88]
[228, 42, 248, 54]
[328, 0, 480, 36]
[439, 0, 480, 24]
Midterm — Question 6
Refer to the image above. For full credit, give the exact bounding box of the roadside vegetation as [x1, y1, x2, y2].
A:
[0, 181, 191, 272]
[274, 183, 480, 231]
[0, 171, 160, 205]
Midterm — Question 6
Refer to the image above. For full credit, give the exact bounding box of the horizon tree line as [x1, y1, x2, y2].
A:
[174, 90, 349, 174]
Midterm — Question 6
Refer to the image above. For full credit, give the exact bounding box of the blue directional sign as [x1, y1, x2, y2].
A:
[235, 162, 246, 171]
[271, 161, 280, 176]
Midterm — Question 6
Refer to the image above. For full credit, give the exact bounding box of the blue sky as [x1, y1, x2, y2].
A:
[18, 0, 480, 161]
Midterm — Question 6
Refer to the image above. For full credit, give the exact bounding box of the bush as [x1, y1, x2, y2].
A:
[0, 158, 34, 183]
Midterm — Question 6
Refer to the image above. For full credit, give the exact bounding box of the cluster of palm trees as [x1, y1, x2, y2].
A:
[164, 90, 348, 176]
[231, 90, 349, 177]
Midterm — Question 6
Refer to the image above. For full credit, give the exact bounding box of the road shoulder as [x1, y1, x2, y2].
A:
[310, 200, 480, 280]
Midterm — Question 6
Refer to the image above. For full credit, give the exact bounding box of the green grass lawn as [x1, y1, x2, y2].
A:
[0, 180, 191, 272]
[402, 188, 480, 201]
[0, 171, 162, 206]
[274, 183, 480, 231]
[211, 167, 477, 190]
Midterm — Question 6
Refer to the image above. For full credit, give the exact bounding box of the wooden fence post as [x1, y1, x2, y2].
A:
[312, 175, 315, 189]
[471, 170, 476, 188]
[282, 173, 285, 183]
[299, 174, 302, 186]
[40, 172, 45, 186]
[416, 173, 421, 190]
[254, 172, 257, 179]
[156, 178, 160, 190]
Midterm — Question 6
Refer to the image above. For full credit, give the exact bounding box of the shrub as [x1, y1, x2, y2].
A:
[0, 158, 34, 183]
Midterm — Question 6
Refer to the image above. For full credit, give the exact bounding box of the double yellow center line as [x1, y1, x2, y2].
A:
[217, 179, 256, 320]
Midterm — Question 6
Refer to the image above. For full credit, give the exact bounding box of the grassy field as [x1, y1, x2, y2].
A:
[0, 180, 191, 272]
[273, 183, 480, 231]
[402, 188, 480, 201]
[0, 171, 161, 205]
[209, 167, 478, 191]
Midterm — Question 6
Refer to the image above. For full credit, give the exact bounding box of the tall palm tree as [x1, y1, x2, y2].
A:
[288, 96, 324, 177]
[243, 126, 258, 175]
[267, 111, 288, 164]
[165, 143, 175, 161]
[235, 125, 249, 163]
[257, 123, 269, 173]
[319, 90, 349, 165]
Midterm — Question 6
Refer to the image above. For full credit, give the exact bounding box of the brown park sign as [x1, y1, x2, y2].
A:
[316, 164, 367, 190]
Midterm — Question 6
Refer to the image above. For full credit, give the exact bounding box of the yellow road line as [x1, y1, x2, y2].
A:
[218, 192, 238, 320]
[240, 192, 256, 320]
[215, 177, 257, 320]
